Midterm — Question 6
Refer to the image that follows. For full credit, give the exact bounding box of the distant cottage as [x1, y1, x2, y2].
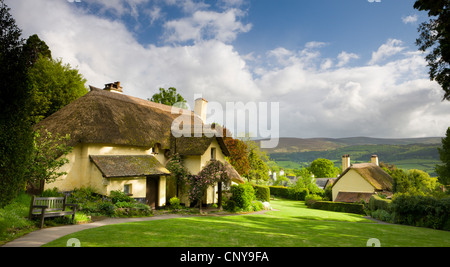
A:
[331, 155, 393, 203]
[35, 82, 244, 208]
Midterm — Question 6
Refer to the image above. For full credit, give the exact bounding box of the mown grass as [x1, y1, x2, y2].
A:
[44, 199, 450, 247]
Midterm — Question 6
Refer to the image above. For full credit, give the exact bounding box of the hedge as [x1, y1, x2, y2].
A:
[252, 184, 270, 202]
[390, 194, 450, 231]
[269, 186, 309, 201]
[309, 201, 365, 215]
[368, 195, 391, 212]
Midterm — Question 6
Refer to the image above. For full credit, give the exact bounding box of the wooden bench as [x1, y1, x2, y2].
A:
[29, 196, 78, 228]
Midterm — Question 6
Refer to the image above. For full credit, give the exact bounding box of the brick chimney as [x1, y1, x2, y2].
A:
[104, 81, 123, 94]
[342, 154, 350, 171]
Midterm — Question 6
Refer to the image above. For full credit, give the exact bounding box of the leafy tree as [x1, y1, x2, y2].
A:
[28, 55, 88, 123]
[414, 0, 450, 100]
[220, 126, 250, 176]
[392, 168, 440, 195]
[25, 129, 73, 195]
[436, 127, 450, 189]
[245, 138, 270, 184]
[22, 34, 51, 67]
[149, 87, 187, 108]
[309, 158, 340, 178]
[0, 0, 34, 207]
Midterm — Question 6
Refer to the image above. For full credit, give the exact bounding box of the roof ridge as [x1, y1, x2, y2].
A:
[88, 86, 193, 116]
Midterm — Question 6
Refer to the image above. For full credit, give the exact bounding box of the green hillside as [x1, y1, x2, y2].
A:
[262, 137, 443, 176]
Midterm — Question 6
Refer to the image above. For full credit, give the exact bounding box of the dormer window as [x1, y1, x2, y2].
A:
[211, 148, 216, 160]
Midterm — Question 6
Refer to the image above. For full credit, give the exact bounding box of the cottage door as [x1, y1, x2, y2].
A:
[146, 176, 160, 209]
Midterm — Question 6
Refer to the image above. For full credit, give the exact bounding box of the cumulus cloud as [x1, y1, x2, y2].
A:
[337, 51, 359, 67]
[163, 8, 252, 43]
[402, 14, 418, 24]
[6, 0, 450, 139]
[369, 38, 405, 65]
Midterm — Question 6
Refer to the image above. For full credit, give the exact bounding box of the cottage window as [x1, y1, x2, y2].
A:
[211, 148, 216, 160]
[124, 184, 132, 195]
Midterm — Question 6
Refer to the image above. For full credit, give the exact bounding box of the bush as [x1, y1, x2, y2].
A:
[98, 202, 116, 217]
[40, 188, 63, 197]
[227, 184, 255, 211]
[251, 201, 264, 212]
[390, 194, 450, 230]
[305, 194, 323, 207]
[115, 203, 151, 217]
[371, 209, 393, 223]
[0, 192, 35, 241]
[68, 187, 102, 204]
[252, 184, 270, 202]
[110, 190, 136, 204]
[169, 197, 181, 210]
[309, 201, 365, 215]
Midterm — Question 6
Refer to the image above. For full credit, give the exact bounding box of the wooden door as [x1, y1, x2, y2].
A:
[146, 176, 159, 209]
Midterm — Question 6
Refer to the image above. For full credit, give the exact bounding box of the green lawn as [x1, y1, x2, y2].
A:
[44, 199, 450, 247]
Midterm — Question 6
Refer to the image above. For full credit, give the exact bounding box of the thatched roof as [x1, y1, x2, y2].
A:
[34, 87, 228, 156]
[173, 136, 229, 156]
[90, 155, 170, 178]
[334, 163, 393, 191]
[223, 160, 245, 184]
[334, 192, 374, 203]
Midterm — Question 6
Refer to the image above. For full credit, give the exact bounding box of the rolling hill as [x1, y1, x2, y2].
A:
[258, 137, 443, 176]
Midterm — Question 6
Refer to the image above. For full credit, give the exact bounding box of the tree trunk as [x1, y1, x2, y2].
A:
[218, 182, 223, 211]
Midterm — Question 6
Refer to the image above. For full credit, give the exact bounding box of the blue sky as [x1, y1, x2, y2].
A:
[6, 0, 450, 139]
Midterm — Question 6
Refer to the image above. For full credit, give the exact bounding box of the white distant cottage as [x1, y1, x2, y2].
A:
[331, 155, 393, 203]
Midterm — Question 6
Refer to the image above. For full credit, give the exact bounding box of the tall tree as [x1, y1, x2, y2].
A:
[22, 34, 51, 67]
[149, 87, 187, 108]
[28, 56, 88, 123]
[25, 129, 73, 195]
[414, 0, 450, 100]
[244, 137, 270, 184]
[436, 127, 450, 189]
[309, 158, 340, 178]
[0, 0, 34, 207]
[219, 126, 250, 176]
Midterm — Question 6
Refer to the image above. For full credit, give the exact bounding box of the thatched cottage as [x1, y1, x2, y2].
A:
[331, 155, 393, 202]
[35, 82, 243, 208]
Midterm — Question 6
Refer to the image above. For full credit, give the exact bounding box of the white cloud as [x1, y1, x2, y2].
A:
[369, 38, 405, 65]
[337, 51, 359, 67]
[163, 8, 252, 43]
[6, 0, 450, 139]
[254, 43, 450, 138]
[402, 14, 418, 24]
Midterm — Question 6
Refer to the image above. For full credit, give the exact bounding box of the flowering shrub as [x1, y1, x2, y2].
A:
[166, 154, 191, 186]
[188, 160, 231, 207]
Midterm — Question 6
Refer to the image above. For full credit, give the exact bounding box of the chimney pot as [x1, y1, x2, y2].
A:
[104, 81, 123, 94]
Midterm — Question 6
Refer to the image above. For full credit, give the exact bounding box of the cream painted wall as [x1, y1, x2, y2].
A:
[44, 143, 166, 206]
[332, 169, 375, 201]
[107, 177, 147, 198]
[46, 139, 227, 207]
